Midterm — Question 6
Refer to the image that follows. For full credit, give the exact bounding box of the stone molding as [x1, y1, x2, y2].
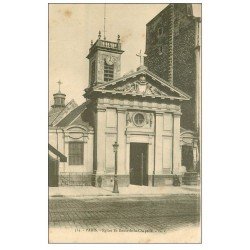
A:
[96, 106, 106, 112]
[173, 111, 182, 116]
[116, 108, 126, 113]
[64, 133, 89, 143]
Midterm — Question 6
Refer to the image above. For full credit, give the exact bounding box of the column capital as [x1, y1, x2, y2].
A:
[117, 108, 126, 113]
[83, 135, 89, 143]
[173, 111, 182, 117]
[155, 111, 164, 116]
[96, 106, 106, 112]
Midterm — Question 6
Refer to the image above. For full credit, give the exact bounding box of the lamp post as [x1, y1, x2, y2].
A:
[113, 141, 119, 193]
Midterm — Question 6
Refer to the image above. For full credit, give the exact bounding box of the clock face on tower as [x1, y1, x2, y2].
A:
[105, 55, 115, 65]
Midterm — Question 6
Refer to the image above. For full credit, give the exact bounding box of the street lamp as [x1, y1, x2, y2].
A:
[113, 141, 119, 193]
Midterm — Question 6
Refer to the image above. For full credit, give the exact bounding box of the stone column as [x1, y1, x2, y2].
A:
[172, 112, 181, 174]
[95, 107, 106, 175]
[154, 112, 163, 174]
[117, 109, 126, 175]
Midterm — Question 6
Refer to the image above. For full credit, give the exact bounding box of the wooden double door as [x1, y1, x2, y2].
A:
[130, 143, 148, 186]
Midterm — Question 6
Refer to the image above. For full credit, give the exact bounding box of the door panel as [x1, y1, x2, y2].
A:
[130, 143, 148, 186]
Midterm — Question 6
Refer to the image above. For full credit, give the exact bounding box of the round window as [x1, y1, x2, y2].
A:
[133, 113, 145, 126]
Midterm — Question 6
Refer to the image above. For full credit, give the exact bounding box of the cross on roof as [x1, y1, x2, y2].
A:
[136, 50, 147, 66]
[57, 80, 62, 92]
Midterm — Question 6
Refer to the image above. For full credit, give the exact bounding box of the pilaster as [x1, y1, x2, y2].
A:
[154, 112, 163, 174]
[83, 135, 88, 173]
[117, 109, 126, 174]
[172, 113, 181, 174]
[147, 136, 154, 176]
[125, 141, 130, 175]
[95, 107, 106, 174]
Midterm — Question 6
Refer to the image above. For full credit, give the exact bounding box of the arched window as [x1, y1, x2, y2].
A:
[158, 27, 163, 36]
[159, 45, 163, 55]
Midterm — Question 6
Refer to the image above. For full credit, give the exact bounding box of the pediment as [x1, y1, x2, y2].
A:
[92, 69, 190, 101]
[113, 78, 168, 97]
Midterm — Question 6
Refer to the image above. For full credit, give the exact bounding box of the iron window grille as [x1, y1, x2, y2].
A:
[104, 61, 114, 82]
[68, 142, 84, 165]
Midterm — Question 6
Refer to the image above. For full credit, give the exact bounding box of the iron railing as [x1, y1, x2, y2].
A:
[59, 172, 92, 186]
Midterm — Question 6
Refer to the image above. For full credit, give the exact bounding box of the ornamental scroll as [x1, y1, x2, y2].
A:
[126, 111, 153, 128]
[114, 81, 165, 96]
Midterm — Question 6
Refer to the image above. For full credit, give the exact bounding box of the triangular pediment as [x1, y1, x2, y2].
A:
[92, 69, 190, 101]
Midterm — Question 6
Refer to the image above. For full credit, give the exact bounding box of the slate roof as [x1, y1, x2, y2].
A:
[49, 99, 78, 126]
[56, 102, 87, 127]
[48, 111, 61, 125]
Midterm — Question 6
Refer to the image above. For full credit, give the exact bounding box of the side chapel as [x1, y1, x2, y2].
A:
[49, 32, 190, 187]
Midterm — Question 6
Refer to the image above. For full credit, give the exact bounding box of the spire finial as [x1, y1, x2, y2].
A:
[57, 80, 63, 93]
[98, 31, 101, 39]
[117, 34, 120, 43]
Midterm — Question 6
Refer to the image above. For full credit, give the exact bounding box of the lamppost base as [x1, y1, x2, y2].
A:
[112, 180, 119, 194]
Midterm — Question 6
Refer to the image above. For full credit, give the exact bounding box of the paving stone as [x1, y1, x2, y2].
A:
[49, 194, 200, 231]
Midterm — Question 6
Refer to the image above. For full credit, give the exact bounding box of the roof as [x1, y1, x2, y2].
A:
[49, 99, 78, 126]
[48, 110, 61, 125]
[56, 102, 87, 127]
[48, 144, 67, 162]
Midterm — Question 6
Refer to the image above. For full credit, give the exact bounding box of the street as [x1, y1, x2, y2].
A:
[49, 193, 200, 233]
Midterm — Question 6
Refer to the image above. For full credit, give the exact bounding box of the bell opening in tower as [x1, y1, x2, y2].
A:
[104, 61, 114, 82]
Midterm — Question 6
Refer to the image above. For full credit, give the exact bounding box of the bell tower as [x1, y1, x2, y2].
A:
[51, 80, 66, 112]
[86, 31, 124, 86]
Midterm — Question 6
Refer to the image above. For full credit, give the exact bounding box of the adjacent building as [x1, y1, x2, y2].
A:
[145, 3, 201, 172]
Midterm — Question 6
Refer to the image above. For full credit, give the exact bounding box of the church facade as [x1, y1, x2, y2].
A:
[49, 32, 190, 187]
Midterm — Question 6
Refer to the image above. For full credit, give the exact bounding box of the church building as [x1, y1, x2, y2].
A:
[48, 4, 199, 187]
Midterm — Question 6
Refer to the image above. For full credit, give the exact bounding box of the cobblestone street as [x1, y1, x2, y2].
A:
[49, 193, 200, 232]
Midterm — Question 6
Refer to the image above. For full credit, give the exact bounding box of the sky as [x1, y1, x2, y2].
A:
[49, 3, 201, 106]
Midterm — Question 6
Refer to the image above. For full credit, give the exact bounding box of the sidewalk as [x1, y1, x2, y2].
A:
[49, 184, 200, 199]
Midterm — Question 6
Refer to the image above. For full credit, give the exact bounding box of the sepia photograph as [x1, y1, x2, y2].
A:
[48, 3, 201, 243]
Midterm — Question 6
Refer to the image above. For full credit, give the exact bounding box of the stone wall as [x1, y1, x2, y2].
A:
[145, 4, 198, 131]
